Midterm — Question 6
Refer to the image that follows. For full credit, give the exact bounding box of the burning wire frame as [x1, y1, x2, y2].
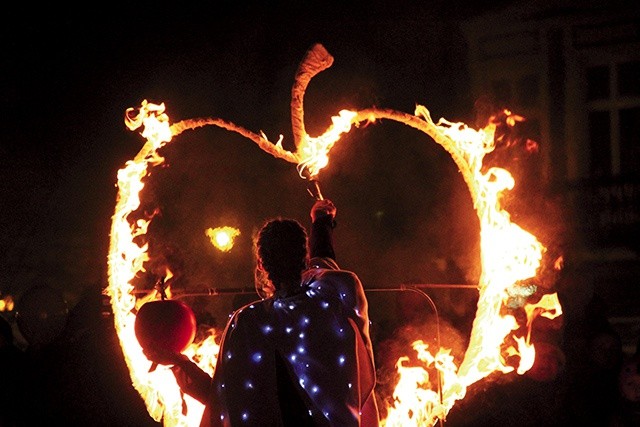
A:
[109, 44, 560, 427]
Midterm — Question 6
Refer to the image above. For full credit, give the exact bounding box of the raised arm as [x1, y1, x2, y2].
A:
[309, 199, 337, 261]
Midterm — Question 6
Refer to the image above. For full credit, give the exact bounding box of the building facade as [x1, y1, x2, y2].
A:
[461, 0, 640, 350]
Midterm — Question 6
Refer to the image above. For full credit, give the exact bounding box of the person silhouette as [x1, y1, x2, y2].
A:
[146, 199, 380, 426]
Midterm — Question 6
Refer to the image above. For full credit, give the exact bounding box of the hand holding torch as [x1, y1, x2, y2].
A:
[307, 177, 324, 200]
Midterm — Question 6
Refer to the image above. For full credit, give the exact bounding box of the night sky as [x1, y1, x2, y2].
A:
[2, 0, 518, 304]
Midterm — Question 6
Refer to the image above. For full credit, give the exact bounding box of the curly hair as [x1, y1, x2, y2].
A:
[255, 218, 309, 293]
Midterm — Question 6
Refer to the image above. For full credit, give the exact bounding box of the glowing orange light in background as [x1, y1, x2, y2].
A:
[0, 294, 14, 312]
[205, 226, 241, 252]
[107, 44, 562, 426]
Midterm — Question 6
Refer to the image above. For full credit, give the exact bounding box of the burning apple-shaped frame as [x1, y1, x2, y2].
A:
[107, 44, 562, 427]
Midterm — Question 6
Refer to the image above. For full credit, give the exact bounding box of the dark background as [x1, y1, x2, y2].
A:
[1, 0, 518, 303]
[3, 1, 633, 426]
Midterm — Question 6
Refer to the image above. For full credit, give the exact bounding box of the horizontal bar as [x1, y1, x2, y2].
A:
[125, 283, 477, 299]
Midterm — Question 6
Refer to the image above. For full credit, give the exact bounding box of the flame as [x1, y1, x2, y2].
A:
[205, 226, 241, 252]
[110, 93, 561, 425]
[379, 108, 556, 426]
[108, 101, 365, 426]
[110, 101, 560, 426]
[295, 109, 358, 178]
[107, 101, 221, 426]
[382, 341, 463, 427]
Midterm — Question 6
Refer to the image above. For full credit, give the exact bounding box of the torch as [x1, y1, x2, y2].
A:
[306, 175, 324, 200]
[291, 43, 333, 201]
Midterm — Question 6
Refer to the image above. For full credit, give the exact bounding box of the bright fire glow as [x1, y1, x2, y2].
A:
[205, 226, 241, 252]
[108, 50, 562, 426]
[0, 294, 14, 312]
[295, 109, 358, 178]
[107, 101, 221, 426]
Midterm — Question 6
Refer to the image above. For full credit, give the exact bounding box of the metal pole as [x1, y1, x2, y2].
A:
[127, 283, 476, 298]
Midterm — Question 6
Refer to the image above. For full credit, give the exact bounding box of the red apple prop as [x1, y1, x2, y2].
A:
[134, 299, 197, 358]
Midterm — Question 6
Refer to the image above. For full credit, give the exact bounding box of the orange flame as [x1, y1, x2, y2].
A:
[109, 100, 364, 426]
[374, 108, 555, 426]
[110, 101, 560, 426]
[110, 87, 560, 426]
[382, 341, 463, 427]
[108, 101, 221, 425]
[295, 109, 358, 178]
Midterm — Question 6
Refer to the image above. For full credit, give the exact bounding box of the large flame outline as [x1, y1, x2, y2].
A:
[108, 44, 559, 427]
